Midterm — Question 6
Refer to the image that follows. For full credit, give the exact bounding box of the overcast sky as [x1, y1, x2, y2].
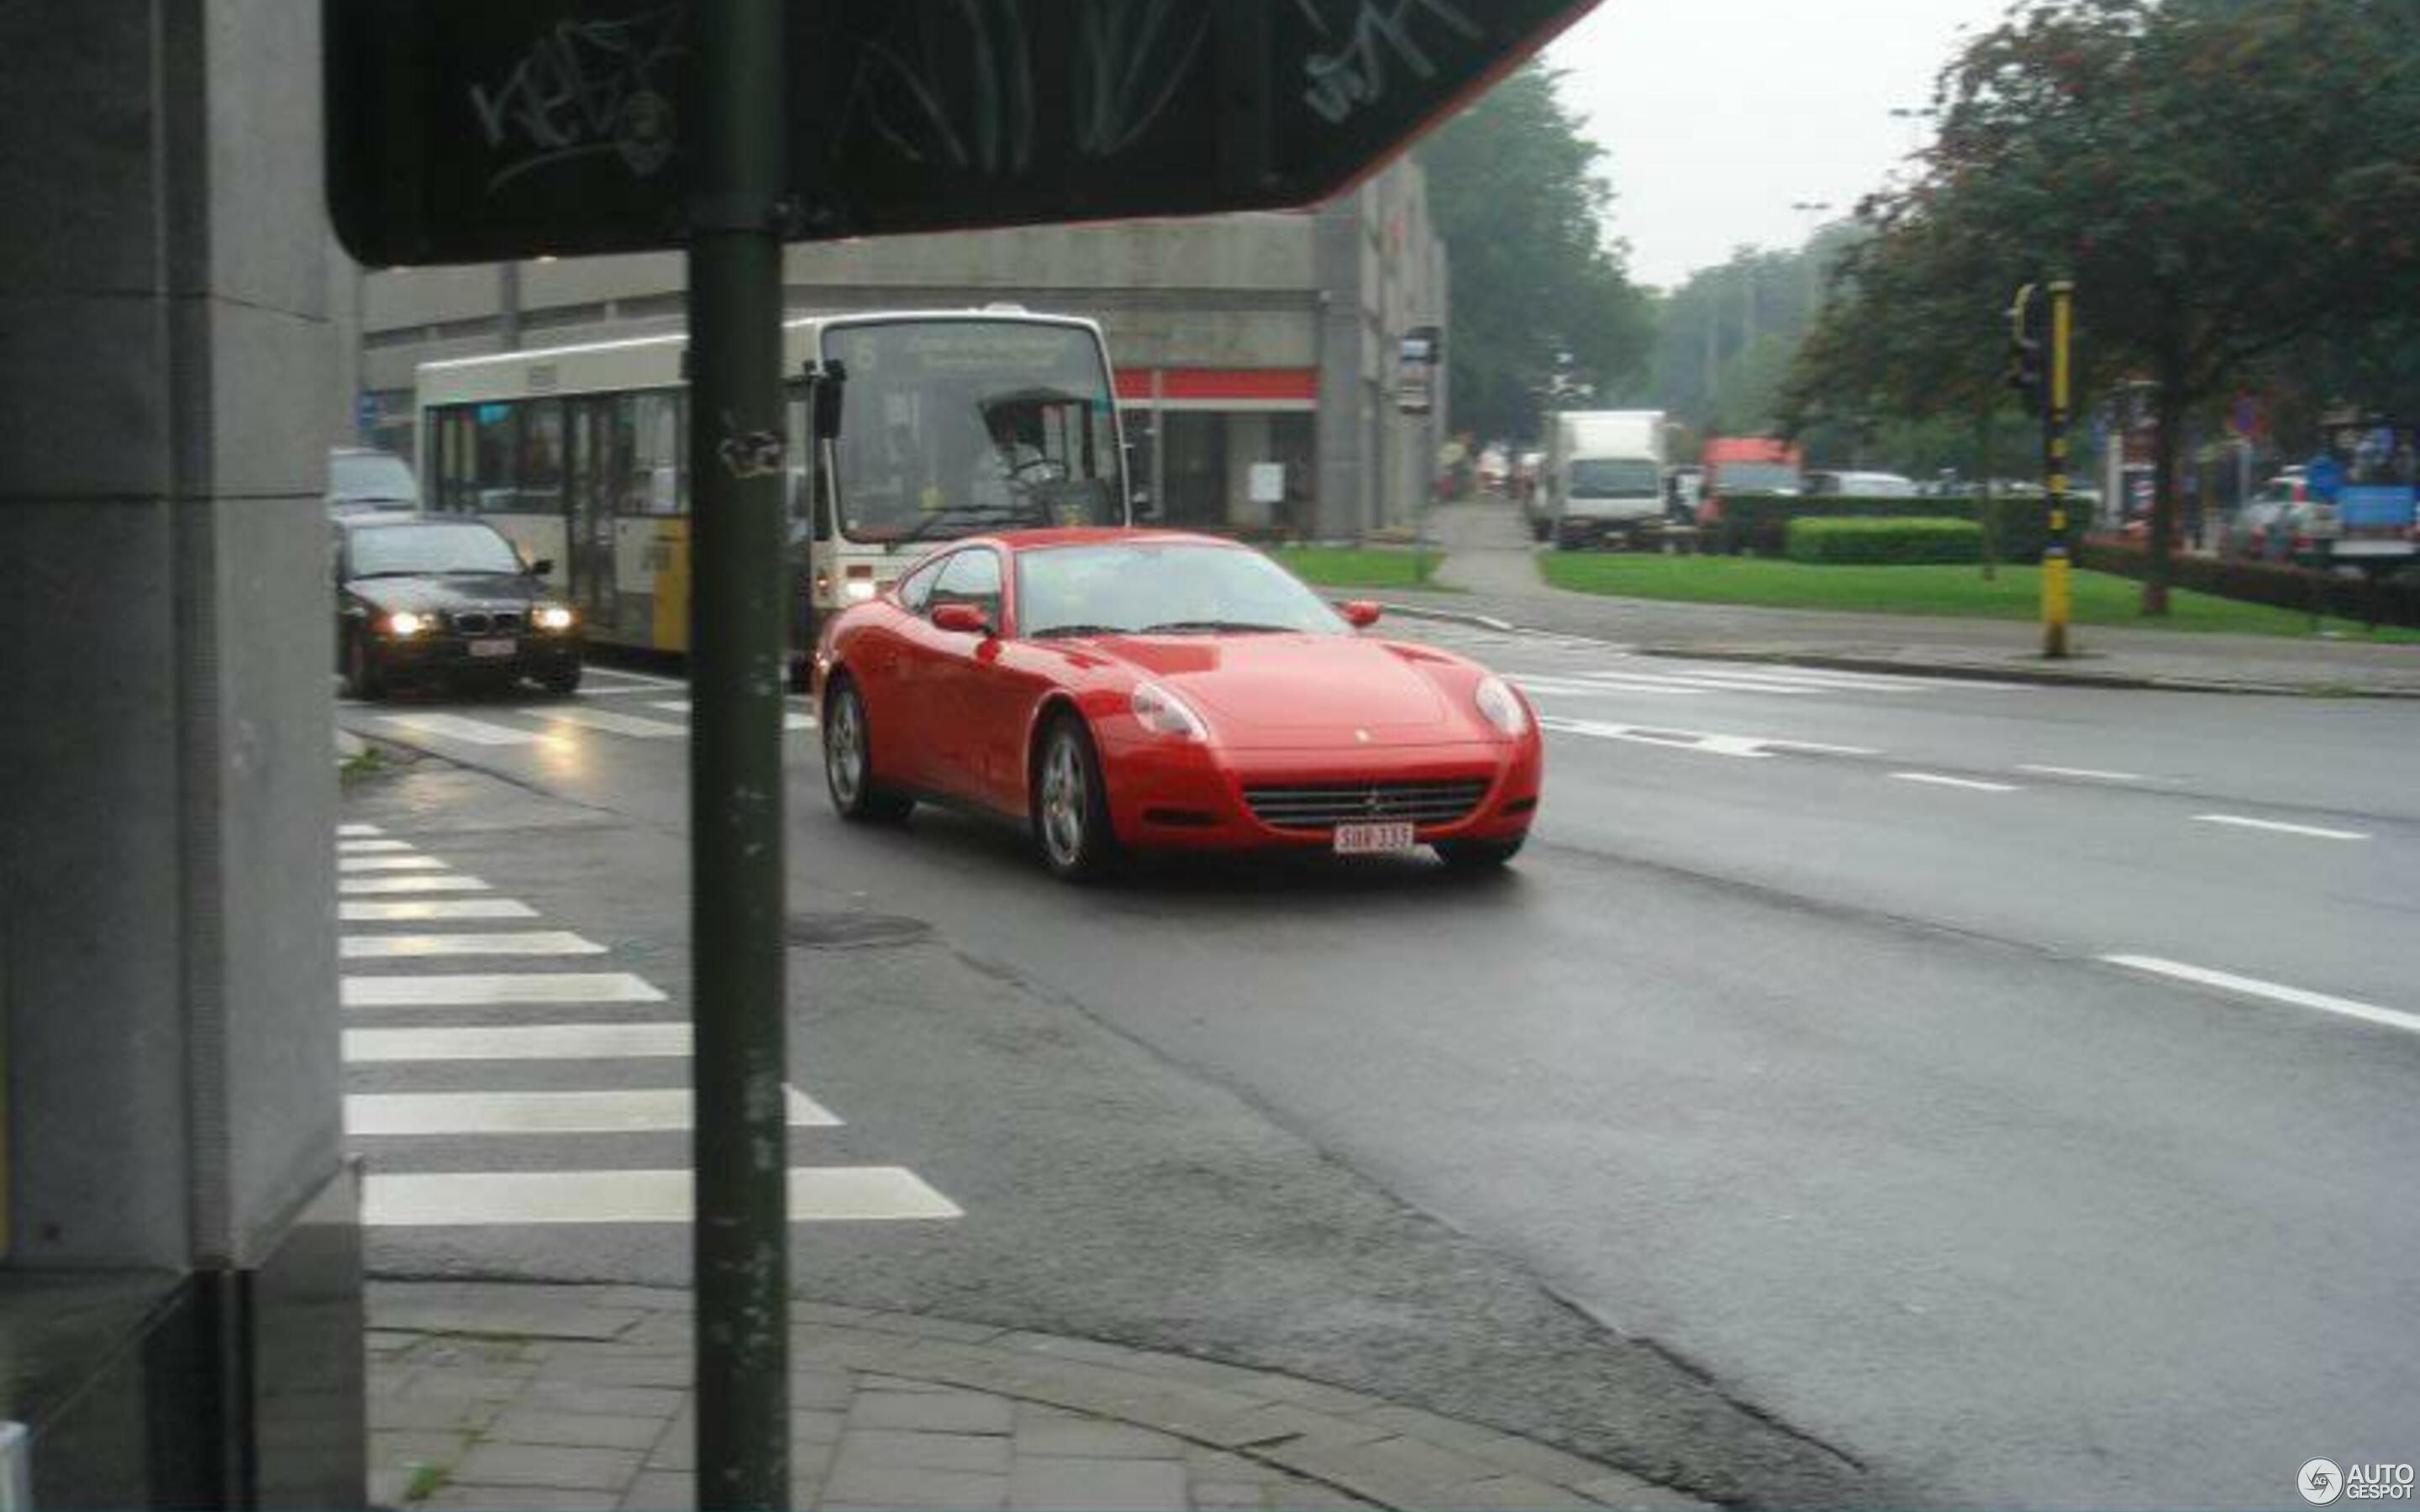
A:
[1544, 0, 2019, 290]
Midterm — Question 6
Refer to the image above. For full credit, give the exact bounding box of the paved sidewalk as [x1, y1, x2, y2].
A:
[368, 1282, 1706, 1512]
[1404, 501, 2420, 696]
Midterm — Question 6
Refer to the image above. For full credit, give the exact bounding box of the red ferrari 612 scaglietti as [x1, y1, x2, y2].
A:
[813, 529, 1544, 881]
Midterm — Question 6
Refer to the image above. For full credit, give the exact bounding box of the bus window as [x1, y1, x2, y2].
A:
[620, 391, 684, 515]
[520, 398, 565, 516]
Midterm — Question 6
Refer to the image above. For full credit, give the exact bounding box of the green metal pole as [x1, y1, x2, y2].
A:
[686, 0, 788, 1506]
[2043, 280, 2075, 659]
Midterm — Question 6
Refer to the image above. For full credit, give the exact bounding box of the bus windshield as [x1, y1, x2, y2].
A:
[827, 320, 1126, 545]
[1714, 462, 1800, 494]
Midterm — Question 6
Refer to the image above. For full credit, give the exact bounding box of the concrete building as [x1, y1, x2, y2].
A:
[350, 160, 1449, 541]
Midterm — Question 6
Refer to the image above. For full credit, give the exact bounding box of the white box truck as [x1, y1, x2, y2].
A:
[1547, 410, 1668, 549]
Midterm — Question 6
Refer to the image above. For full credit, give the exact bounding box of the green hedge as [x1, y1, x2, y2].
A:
[2077, 538, 2420, 628]
[1786, 517, 1983, 564]
[1706, 494, 2055, 560]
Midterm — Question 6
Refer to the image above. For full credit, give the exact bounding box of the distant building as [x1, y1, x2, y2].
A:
[350, 159, 1448, 540]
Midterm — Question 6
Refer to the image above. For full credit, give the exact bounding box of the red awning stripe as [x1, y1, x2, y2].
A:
[1113, 368, 1319, 406]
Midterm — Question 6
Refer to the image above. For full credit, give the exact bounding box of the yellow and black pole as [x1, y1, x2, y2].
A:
[2042, 280, 2075, 658]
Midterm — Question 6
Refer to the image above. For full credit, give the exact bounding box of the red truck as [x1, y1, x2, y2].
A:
[1695, 437, 1805, 528]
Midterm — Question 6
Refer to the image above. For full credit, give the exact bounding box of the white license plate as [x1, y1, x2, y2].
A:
[468, 638, 518, 659]
[1333, 821, 1417, 855]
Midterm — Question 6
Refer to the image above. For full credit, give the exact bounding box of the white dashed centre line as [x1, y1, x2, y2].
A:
[1891, 772, 2020, 793]
[2193, 814, 2370, 842]
[2104, 956, 2420, 1038]
[2018, 764, 2147, 783]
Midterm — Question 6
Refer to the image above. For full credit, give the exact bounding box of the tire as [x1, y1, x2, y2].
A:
[1030, 713, 1120, 882]
[539, 662, 584, 696]
[341, 632, 386, 702]
[1434, 836, 1525, 872]
[822, 676, 913, 823]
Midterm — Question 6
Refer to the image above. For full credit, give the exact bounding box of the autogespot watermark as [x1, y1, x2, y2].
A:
[2301, 1459, 2416, 1504]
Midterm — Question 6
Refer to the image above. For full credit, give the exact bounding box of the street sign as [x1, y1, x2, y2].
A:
[326, 0, 1599, 266]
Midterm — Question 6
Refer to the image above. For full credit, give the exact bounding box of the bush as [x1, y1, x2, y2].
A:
[1707, 494, 2055, 561]
[1786, 517, 1984, 564]
[2077, 537, 2420, 628]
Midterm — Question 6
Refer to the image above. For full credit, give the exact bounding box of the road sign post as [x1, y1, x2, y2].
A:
[684, 1, 790, 1505]
[2043, 280, 2075, 659]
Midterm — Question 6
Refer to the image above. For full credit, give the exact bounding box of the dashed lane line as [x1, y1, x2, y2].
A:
[341, 971, 666, 1007]
[362, 1168, 964, 1226]
[340, 932, 607, 960]
[2193, 814, 2370, 842]
[1891, 772, 2021, 793]
[341, 898, 539, 922]
[2019, 764, 2147, 783]
[1540, 716, 1877, 760]
[344, 1085, 840, 1137]
[2104, 956, 2420, 1038]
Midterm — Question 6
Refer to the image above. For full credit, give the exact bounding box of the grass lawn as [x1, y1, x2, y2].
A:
[1269, 545, 1444, 591]
[1538, 554, 2420, 642]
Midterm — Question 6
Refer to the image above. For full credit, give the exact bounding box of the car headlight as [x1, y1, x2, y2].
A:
[534, 604, 576, 632]
[385, 610, 428, 638]
[1474, 675, 1528, 737]
[1131, 681, 1208, 742]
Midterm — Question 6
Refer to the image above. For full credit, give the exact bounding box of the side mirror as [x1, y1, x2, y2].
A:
[1340, 600, 1382, 628]
[527, 558, 555, 578]
[932, 601, 992, 637]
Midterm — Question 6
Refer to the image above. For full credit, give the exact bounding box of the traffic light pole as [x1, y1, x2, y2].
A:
[685, 0, 790, 1506]
[2042, 280, 2075, 659]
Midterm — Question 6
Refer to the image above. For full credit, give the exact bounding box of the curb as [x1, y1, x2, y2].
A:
[1361, 599, 1517, 634]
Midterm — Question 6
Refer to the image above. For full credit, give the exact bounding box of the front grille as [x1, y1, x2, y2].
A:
[452, 610, 492, 635]
[1244, 778, 1490, 832]
[489, 610, 524, 633]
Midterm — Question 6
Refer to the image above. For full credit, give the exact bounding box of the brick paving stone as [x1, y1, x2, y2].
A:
[1008, 1454, 1187, 1510]
[855, 1372, 955, 1394]
[424, 1485, 613, 1510]
[1257, 1436, 1483, 1511]
[1185, 1447, 1302, 1483]
[452, 1441, 646, 1492]
[366, 1465, 413, 1508]
[618, 1469, 696, 1510]
[1254, 1378, 1393, 1417]
[1014, 1419, 1186, 1459]
[834, 1429, 1015, 1475]
[367, 1331, 420, 1354]
[408, 1336, 546, 1372]
[1344, 1405, 1509, 1452]
[849, 1313, 1012, 1346]
[819, 1462, 1009, 1509]
[794, 1368, 862, 1410]
[1572, 1473, 1710, 1510]
[379, 1299, 645, 1341]
[371, 1394, 505, 1433]
[538, 1354, 692, 1389]
[795, 1408, 848, 1445]
[521, 1383, 685, 1419]
[400, 1373, 534, 1404]
[370, 1429, 474, 1468]
[848, 1388, 1016, 1436]
[487, 1409, 668, 1452]
[1463, 1435, 1626, 1491]
[1454, 1473, 1606, 1509]
[597, 1286, 694, 1314]
[1191, 1482, 1275, 1509]
[1193, 1402, 1394, 1451]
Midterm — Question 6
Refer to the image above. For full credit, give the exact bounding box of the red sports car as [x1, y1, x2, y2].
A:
[812, 529, 1543, 880]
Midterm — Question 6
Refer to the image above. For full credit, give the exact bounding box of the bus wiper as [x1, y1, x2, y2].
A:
[1027, 622, 1127, 640]
[898, 503, 1039, 543]
[1138, 620, 1295, 635]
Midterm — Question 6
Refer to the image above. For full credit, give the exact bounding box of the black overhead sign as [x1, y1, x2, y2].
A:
[326, 0, 1598, 266]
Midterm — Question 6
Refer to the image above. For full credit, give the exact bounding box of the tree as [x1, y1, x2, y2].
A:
[1783, 0, 2420, 612]
[1654, 228, 1860, 437]
[1420, 66, 1652, 442]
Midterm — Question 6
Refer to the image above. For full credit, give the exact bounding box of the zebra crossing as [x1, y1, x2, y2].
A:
[336, 822, 960, 1229]
[1392, 620, 2031, 702]
[343, 669, 819, 753]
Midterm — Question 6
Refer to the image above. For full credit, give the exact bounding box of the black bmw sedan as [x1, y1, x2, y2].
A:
[335, 514, 582, 699]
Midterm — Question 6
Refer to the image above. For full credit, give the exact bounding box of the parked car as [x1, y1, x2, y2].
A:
[1803, 470, 1919, 498]
[813, 528, 1542, 879]
[334, 513, 583, 699]
[328, 446, 421, 517]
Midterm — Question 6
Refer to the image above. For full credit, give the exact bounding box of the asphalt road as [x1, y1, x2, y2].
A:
[337, 632, 2420, 1509]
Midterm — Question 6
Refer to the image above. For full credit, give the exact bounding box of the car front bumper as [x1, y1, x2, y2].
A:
[1098, 732, 1542, 853]
[374, 632, 582, 680]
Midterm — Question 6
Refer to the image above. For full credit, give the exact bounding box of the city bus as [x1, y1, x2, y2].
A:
[415, 308, 1130, 672]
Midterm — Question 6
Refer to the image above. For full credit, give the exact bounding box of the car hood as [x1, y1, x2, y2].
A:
[1089, 634, 1477, 748]
[347, 573, 540, 614]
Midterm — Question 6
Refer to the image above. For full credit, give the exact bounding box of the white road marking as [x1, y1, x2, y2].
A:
[2103, 956, 2420, 1038]
[1514, 677, 1707, 699]
[538, 706, 689, 739]
[338, 853, 450, 873]
[341, 971, 666, 1007]
[337, 823, 385, 837]
[345, 1085, 838, 1136]
[1539, 716, 1876, 759]
[1891, 772, 2020, 793]
[2018, 764, 2146, 783]
[362, 1167, 962, 1226]
[339, 837, 416, 853]
[581, 667, 688, 690]
[379, 712, 552, 746]
[649, 700, 692, 712]
[341, 898, 539, 922]
[340, 932, 606, 959]
[344, 1022, 692, 1063]
[1620, 667, 1916, 694]
[339, 874, 492, 895]
[652, 699, 817, 731]
[2193, 813, 2369, 842]
[576, 684, 674, 697]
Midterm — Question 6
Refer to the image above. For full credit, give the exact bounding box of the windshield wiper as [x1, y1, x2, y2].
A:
[1138, 620, 1297, 636]
[898, 503, 1042, 544]
[1027, 622, 1127, 640]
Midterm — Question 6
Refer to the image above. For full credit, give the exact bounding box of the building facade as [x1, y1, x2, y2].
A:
[351, 160, 1448, 541]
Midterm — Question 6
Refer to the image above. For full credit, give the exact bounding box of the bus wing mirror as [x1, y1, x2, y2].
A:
[527, 558, 555, 578]
[812, 360, 847, 441]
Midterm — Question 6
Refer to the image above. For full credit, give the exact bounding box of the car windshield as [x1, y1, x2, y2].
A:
[1015, 543, 1347, 638]
[330, 451, 419, 502]
[1716, 462, 1800, 492]
[1569, 459, 1662, 496]
[828, 321, 1126, 545]
[346, 522, 523, 578]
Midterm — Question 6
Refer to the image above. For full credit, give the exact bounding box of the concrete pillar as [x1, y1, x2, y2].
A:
[1314, 200, 1368, 542]
[0, 2, 361, 1504]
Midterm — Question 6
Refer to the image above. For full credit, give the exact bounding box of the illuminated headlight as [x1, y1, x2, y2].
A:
[1131, 681, 1208, 742]
[385, 610, 428, 638]
[534, 603, 576, 632]
[844, 577, 878, 603]
[1474, 675, 1528, 737]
